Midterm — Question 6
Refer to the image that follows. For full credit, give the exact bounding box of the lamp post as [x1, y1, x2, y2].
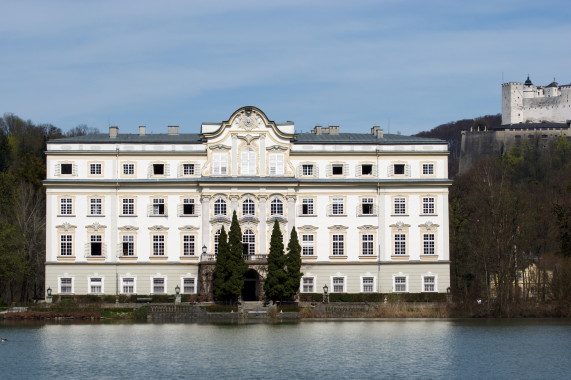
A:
[323, 284, 329, 304]
[46, 287, 53, 304]
[202, 245, 207, 259]
[175, 284, 181, 304]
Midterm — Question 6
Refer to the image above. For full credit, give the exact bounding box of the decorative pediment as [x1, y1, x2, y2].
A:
[390, 221, 411, 231]
[267, 216, 288, 224]
[299, 225, 318, 232]
[86, 222, 107, 232]
[56, 222, 76, 232]
[178, 225, 199, 232]
[419, 221, 439, 230]
[357, 225, 378, 231]
[236, 134, 260, 146]
[328, 225, 349, 231]
[118, 225, 139, 232]
[266, 145, 288, 152]
[209, 144, 231, 151]
[148, 225, 169, 232]
[239, 216, 259, 225]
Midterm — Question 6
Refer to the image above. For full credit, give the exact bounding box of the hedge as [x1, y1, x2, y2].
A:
[299, 293, 446, 303]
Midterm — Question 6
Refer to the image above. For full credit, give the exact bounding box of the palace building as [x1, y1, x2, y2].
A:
[44, 106, 451, 300]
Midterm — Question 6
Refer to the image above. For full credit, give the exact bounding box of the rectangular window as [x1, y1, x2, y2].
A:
[302, 235, 314, 256]
[122, 235, 134, 256]
[183, 235, 195, 256]
[269, 154, 284, 175]
[241, 149, 256, 175]
[422, 197, 435, 214]
[60, 235, 73, 256]
[183, 278, 195, 294]
[152, 235, 165, 256]
[361, 198, 374, 215]
[302, 164, 314, 176]
[423, 233, 435, 255]
[394, 234, 406, 255]
[302, 277, 314, 293]
[332, 235, 344, 255]
[394, 197, 406, 214]
[90, 163, 102, 175]
[90, 278, 102, 293]
[394, 276, 407, 292]
[90, 198, 102, 215]
[122, 198, 135, 215]
[60, 198, 73, 215]
[90, 235, 102, 256]
[362, 234, 374, 255]
[301, 198, 314, 215]
[424, 276, 435, 292]
[213, 153, 228, 175]
[361, 164, 373, 175]
[152, 198, 165, 215]
[332, 277, 344, 293]
[332, 198, 344, 215]
[60, 278, 72, 293]
[153, 164, 165, 175]
[394, 164, 405, 175]
[153, 278, 165, 294]
[182, 199, 195, 215]
[362, 277, 374, 293]
[331, 164, 344, 175]
[123, 163, 134, 175]
[183, 163, 195, 176]
[422, 163, 434, 175]
[60, 163, 73, 175]
[122, 278, 134, 294]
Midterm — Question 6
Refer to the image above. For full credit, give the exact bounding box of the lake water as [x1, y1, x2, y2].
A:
[1, 319, 570, 379]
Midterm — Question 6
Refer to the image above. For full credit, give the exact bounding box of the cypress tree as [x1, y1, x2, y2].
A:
[212, 227, 229, 302]
[227, 211, 247, 303]
[285, 227, 303, 299]
[264, 220, 287, 303]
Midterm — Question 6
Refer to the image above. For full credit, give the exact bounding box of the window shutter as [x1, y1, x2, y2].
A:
[355, 164, 361, 176]
[147, 204, 152, 216]
[102, 244, 107, 257]
[178, 204, 182, 216]
[405, 164, 410, 177]
[388, 165, 393, 177]
[84, 243, 89, 257]
[73, 164, 78, 176]
[315, 165, 319, 177]
[344, 163, 349, 176]
[327, 164, 332, 177]
[178, 164, 182, 177]
[166, 164, 170, 176]
[196, 163, 201, 176]
[55, 164, 60, 176]
[373, 164, 378, 177]
[148, 165, 152, 178]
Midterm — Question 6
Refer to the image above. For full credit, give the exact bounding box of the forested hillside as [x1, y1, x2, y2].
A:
[0, 114, 97, 303]
[414, 114, 502, 177]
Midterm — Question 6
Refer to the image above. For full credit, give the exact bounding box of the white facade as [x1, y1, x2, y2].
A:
[45, 107, 451, 298]
[502, 77, 571, 125]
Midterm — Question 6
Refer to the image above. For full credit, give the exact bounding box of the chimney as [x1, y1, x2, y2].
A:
[328, 126, 339, 135]
[139, 126, 146, 136]
[312, 125, 323, 135]
[168, 125, 179, 135]
[109, 126, 118, 138]
[371, 126, 383, 138]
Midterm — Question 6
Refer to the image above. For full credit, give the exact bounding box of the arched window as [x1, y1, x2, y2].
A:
[242, 198, 255, 216]
[243, 229, 255, 256]
[214, 198, 227, 216]
[214, 229, 221, 255]
[241, 148, 256, 175]
[270, 198, 283, 215]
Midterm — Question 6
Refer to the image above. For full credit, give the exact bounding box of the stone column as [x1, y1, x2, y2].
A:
[230, 195, 239, 216]
[231, 134, 238, 176]
[259, 135, 266, 176]
[201, 195, 211, 251]
[287, 195, 296, 235]
[258, 195, 267, 254]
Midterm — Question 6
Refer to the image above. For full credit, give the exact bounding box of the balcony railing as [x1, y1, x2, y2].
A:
[200, 254, 268, 262]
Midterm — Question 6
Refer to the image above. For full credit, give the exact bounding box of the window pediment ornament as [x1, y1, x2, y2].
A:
[419, 221, 439, 231]
[56, 222, 76, 232]
[266, 145, 288, 152]
[86, 222, 107, 232]
[328, 225, 349, 231]
[390, 221, 411, 231]
[148, 225, 169, 232]
[299, 225, 318, 232]
[178, 225, 199, 231]
[236, 134, 260, 146]
[118, 225, 139, 232]
[239, 216, 259, 224]
[209, 144, 231, 151]
[357, 225, 379, 231]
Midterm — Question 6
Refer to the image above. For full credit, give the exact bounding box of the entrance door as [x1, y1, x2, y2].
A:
[242, 269, 258, 301]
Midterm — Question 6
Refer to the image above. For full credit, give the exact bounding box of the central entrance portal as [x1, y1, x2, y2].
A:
[242, 269, 259, 301]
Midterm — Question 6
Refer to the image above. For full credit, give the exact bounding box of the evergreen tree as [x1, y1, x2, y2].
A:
[226, 211, 247, 303]
[212, 227, 229, 302]
[285, 227, 303, 299]
[264, 220, 287, 303]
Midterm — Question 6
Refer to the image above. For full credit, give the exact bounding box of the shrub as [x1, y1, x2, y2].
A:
[200, 304, 238, 313]
[133, 306, 150, 321]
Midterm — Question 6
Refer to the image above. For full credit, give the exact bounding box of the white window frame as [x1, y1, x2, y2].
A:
[301, 198, 314, 216]
[394, 234, 406, 255]
[182, 277, 197, 294]
[59, 277, 73, 294]
[182, 198, 196, 216]
[152, 235, 165, 256]
[60, 198, 73, 215]
[422, 163, 435, 175]
[422, 197, 435, 215]
[182, 163, 195, 176]
[393, 275, 408, 293]
[183, 235, 195, 256]
[241, 148, 256, 175]
[394, 197, 406, 215]
[302, 234, 315, 256]
[60, 163, 73, 175]
[268, 153, 284, 175]
[302, 276, 315, 293]
[242, 198, 255, 216]
[302, 164, 314, 176]
[213, 153, 228, 175]
[331, 276, 346, 293]
[89, 163, 102, 176]
[361, 276, 375, 293]
[122, 163, 135, 176]
[152, 198, 166, 216]
[331, 197, 344, 215]
[121, 277, 135, 294]
[331, 163, 344, 176]
[60, 235, 73, 256]
[152, 163, 165, 176]
[214, 198, 227, 216]
[422, 275, 437, 292]
[243, 229, 256, 256]
[152, 277, 166, 294]
[122, 235, 135, 256]
[122, 198, 135, 216]
[361, 197, 374, 215]
[332, 234, 345, 256]
[423, 233, 435, 255]
[90, 234, 103, 256]
[90, 198, 102, 216]
[361, 234, 375, 255]
[270, 198, 284, 216]
[89, 277, 103, 294]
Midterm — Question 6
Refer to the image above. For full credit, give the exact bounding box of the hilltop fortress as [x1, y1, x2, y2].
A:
[459, 76, 571, 173]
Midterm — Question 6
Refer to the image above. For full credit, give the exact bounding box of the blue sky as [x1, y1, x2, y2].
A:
[1, 0, 570, 135]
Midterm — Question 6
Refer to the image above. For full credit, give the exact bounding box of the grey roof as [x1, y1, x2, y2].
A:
[49, 132, 445, 145]
[496, 122, 570, 130]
